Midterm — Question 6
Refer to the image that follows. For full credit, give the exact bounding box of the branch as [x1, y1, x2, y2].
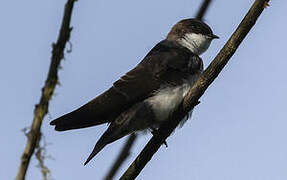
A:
[104, 134, 137, 180]
[16, 0, 77, 179]
[119, 0, 270, 179]
[195, 0, 213, 20]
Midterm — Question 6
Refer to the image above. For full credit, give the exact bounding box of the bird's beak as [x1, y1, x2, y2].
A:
[210, 34, 219, 39]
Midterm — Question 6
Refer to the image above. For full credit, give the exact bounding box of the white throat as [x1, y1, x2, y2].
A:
[177, 33, 211, 55]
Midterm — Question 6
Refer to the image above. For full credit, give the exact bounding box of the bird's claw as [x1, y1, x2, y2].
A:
[163, 141, 168, 148]
[264, 1, 270, 8]
[150, 128, 168, 148]
[195, 100, 201, 106]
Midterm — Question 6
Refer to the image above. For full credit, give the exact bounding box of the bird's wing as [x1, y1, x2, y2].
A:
[50, 40, 199, 131]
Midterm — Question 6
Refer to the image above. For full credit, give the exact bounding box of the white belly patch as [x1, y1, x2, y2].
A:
[146, 74, 200, 122]
[146, 84, 191, 121]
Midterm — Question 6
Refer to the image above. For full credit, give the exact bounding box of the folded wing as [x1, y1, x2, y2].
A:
[50, 40, 196, 131]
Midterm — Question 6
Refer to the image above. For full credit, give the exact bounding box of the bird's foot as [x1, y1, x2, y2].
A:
[195, 100, 201, 106]
[150, 128, 168, 148]
[264, 1, 270, 8]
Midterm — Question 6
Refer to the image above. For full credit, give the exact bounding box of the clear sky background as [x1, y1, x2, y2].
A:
[1, 0, 287, 179]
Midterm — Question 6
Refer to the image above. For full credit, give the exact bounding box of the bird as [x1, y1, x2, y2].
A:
[50, 18, 219, 165]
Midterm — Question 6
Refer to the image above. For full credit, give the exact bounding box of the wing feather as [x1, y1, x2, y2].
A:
[50, 40, 199, 131]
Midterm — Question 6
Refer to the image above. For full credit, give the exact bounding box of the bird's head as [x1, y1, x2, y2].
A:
[167, 18, 219, 55]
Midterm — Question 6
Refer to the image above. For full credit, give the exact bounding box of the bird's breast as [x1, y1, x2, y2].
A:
[145, 84, 190, 122]
[145, 72, 200, 122]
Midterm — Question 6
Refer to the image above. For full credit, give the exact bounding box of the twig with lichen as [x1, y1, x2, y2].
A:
[16, 0, 77, 179]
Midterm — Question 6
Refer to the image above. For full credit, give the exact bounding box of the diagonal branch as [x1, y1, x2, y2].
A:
[104, 134, 137, 180]
[195, 0, 213, 20]
[16, 0, 77, 179]
[119, 0, 270, 179]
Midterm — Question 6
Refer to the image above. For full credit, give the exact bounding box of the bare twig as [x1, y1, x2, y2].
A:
[195, 0, 213, 20]
[16, 0, 77, 179]
[104, 134, 137, 180]
[120, 0, 270, 179]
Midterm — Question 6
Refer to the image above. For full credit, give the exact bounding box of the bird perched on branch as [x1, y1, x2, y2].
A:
[50, 18, 218, 165]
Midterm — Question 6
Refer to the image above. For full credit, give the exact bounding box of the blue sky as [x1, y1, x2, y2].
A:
[1, 0, 287, 179]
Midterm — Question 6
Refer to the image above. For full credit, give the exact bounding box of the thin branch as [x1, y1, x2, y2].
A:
[195, 0, 212, 20]
[104, 134, 137, 180]
[16, 0, 77, 179]
[119, 0, 270, 179]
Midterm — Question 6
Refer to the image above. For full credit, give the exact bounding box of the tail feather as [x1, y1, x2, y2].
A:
[83, 123, 125, 165]
[50, 105, 108, 131]
[50, 87, 132, 131]
[83, 102, 153, 165]
[84, 142, 106, 165]
[83, 124, 129, 165]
